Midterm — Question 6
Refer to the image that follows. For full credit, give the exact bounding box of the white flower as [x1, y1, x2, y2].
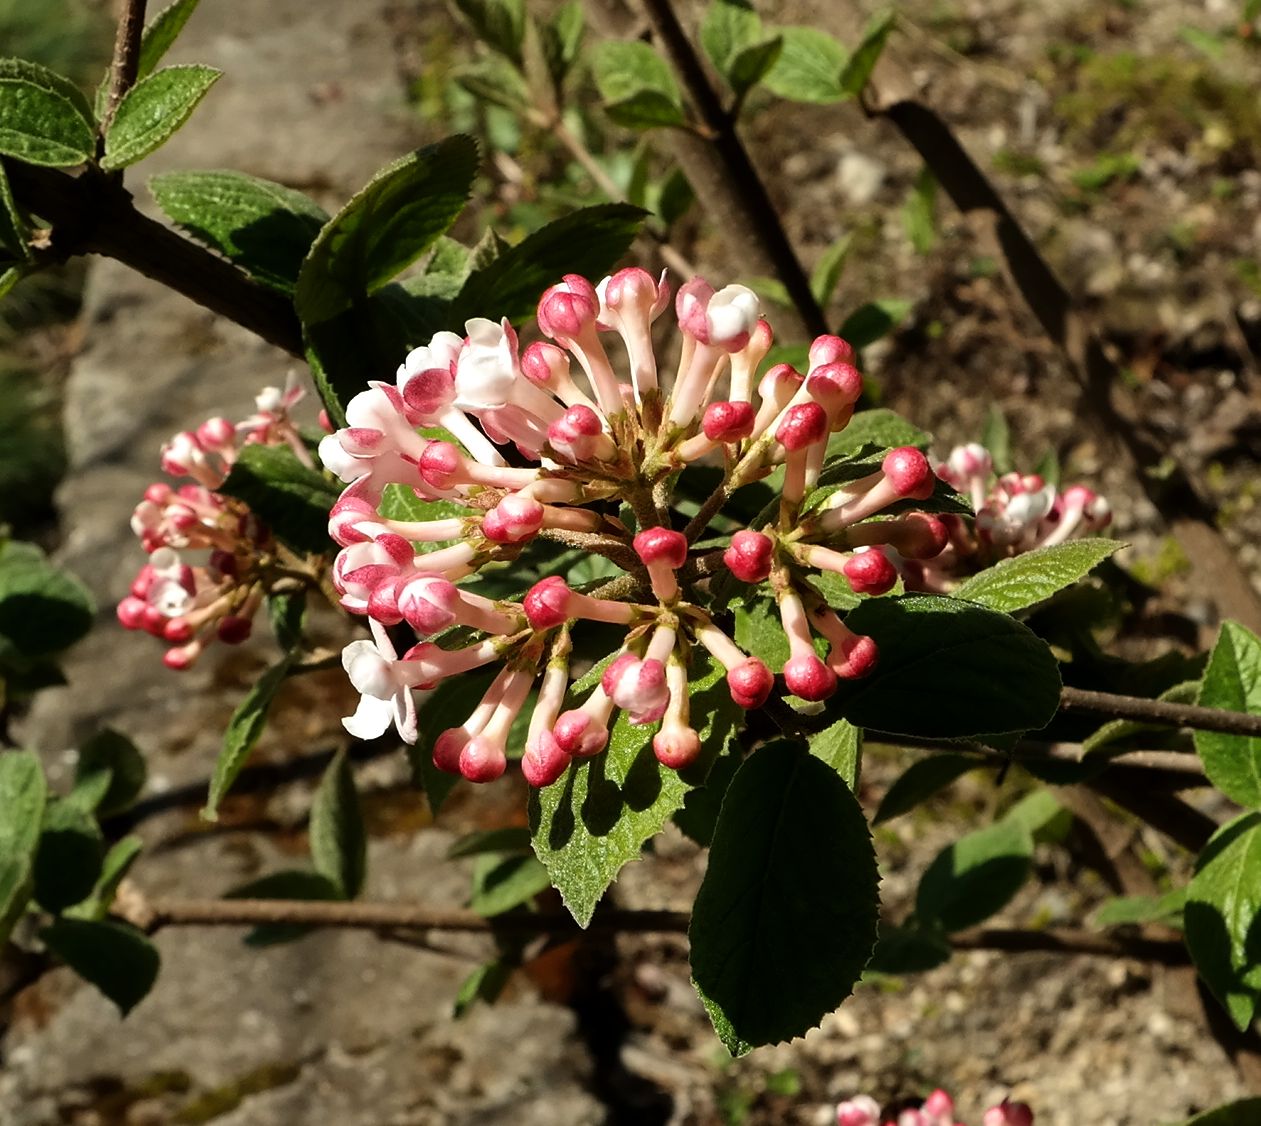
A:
[340, 619, 421, 743]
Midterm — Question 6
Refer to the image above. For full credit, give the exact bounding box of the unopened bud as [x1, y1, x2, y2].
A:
[723, 530, 774, 583]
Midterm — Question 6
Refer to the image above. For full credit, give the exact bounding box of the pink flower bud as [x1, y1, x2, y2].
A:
[922, 1090, 954, 1120]
[983, 1100, 1033, 1126]
[783, 652, 837, 701]
[702, 400, 756, 442]
[553, 709, 609, 758]
[197, 417, 235, 450]
[836, 1095, 881, 1126]
[117, 596, 148, 630]
[775, 402, 829, 451]
[654, 725, 701, 769]
[217, 616, 252, 644]
[524, 576, 572, 630]
[807, 362, 863, 411]
[547, 404, 607, 463]
[482, 493, 545, 544]
[522, 731, 572, 787]
[810, 335, 856, 368]
[602, 653, 670, 725]
[538, 275, 600, 340]
[892, 512, 949, 559]
[723, 530, 774, 583]
[727, 657, 774, 709]
[833, 634, 878, 679]
[398, 575, 460, 633]
[947, 442, 991, 481]
[521, 340, 570, 385]
[459, 736, 507, 783]
[400, 366, 456, 421]
[633, 528, 688, 569]
[432, 728, 468, 774]
[162, 616, 194, 643]
[883, 447, 935, 499]
[843, 549, 897, 595]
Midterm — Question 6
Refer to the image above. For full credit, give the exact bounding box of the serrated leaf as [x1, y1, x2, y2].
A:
[1186, 812, 1261, 1030]
[0, 539, 94, 656]
[0, 749, 46, 861]
[810, 232, 852, 309]
[916, 818, 1033, 932]
[470, 852, 551, 916]
[216, 443, 339, 556]
[1195, 622, 1261, 808]
[224, 869, 341, 946]
[41, 919, 159, 1016]
[828, 409, 930, 455]
[761, 27, 847, 104]
[825, 594, 1062, 738]
[450, 203, 645, 325]
[874, 752, 980, 824]
[0, 57, 95, 167]
[310, 752, 365, 898]
[101, 65, 221, 170]
[953, 539, 1121, 614]
[592, 41, 685, 128]
[72, 728, 147, 815]
[530, 653, 741, 927]
[866, 922, 952, 974]
[838, 8, 895, 97]
[150, 169, 328, 293]
[33, 798, 104, 912]
[137, 0, 202, 80]
[203, 654, 294, 819]
[838, 298, 912, 349]
[808, 716, 861, 788]
[690, 741, 879, 1052]
[295, 136, 479, 324]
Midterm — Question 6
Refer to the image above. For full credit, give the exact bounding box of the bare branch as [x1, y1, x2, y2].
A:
[102, 0, 149, 134]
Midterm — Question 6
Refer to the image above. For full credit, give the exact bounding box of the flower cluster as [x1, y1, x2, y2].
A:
[117, 377, 312, 669]
[321, 269, 954, 785]
[905, 442, 1111, 592]
[837, 1089, 1033, 1126]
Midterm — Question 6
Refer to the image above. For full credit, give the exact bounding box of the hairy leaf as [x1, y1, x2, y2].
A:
[470, 852, 551, 916]
[0, 749, 46, 861]
[72, 728, 147, 815]
[217, 443, 340, 556]
[1195, 622, 1261, 808]
[808, 716, 861, 789]
[0, 57, 95, 166]
[101, 65, 221, 170]
[951, 539, 1121, 614]
[137, 0, 202, 80]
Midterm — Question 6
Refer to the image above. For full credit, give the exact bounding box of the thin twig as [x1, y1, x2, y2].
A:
[1060, 685, 1261, 739]
[949, 925, 1187, 965]
[102, 0, 149, 135]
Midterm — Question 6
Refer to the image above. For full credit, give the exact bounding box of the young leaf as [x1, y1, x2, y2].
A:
[1092, 888, 1186, 930]
[915, 819, 1033, 932]
[453, 957, 514, 1017]
[1002, 789, 1070, 843]
[0, 57, 95, 167]
[951, 539, 1122, 614]
[808, 716, 861, 789]
[451, 0, 527, 66]
[827, 594, 1062, 737]
[838, 8, 896, 97]
[203, 654, 294, 819]
[149, 169, 328, 293]
[810, 232, 853, 309]
[72, 728, 147, 815]
[453, 58, 529, 111]
[530, 653, 742, 927]
[1186, 812, 1261, 1031]
[690, 741, 879, 1053]
[0, 749, 47, 860]
[725, 36, 784, 101]
[266, 590, 306, 652]
[760, 27, 847, 104]
[216, 443, 340, 556]
[101, 65, 222, 171]
[65, 835, 144, 921]
[41, 919, 160, 1016]
[469, 853, 552, 916]
[837, 298, 913, 349]
[450, 203, 645, 325]
[701, 0, 761, 76]
[980, 404, 1011, 474]
[1195, 622, 1261, 808]
[295, 136, 479, 324]
[33, 798, 104, 913]
[310, 752, 366, 898]
[873, 753, 981, 824]
[591, 42, 686, 129]
[0, 540, 94, 656]
[137, 0, 202, 80]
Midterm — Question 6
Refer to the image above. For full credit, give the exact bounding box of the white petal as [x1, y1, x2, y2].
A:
[342, 693, 394, 740]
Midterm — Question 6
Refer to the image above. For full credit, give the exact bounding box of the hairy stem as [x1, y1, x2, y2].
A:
[102, 0, 149, 135]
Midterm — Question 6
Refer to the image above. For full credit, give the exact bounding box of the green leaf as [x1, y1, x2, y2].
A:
[1092, 888, 1186, 930]
[1002, 789, 1070, 843]
[448, 827, 532, 859]
[295, 136, 479, 324]
[33, 798, 104, 913]
[66, 835, 144, 921]
[701, 0, 761, 76]
[1186, 812, 1261, 1030]
[656, 168, 694, 227]
[808, 716, 861, 789]
[224, 869, 341, 947]
[41, 919, 159, 1016]
[452, 0, 526, 65]
[828, 409, 930, 454]
[690, 741, 879, 1052]
[0, 163, 30, 261]
[0, 262, 24, 300]
[0, 749, 47, 861]
[450, 203, 645, 326]
[726, 36, 784, 100]
[837, 298, 912, 349]
[0, 539, 94, 656]
[1195, 622, 1261, 808]
[826, 594, 1062, 737]
[838, 8, 896, 97]
[592, 41, 686, 128]
[0, 855, 32, 946]
[470, 852, 551, 916]
[100, 65, 221, 170]
[453, 956, 514, 1016]
[310, 752, 366, 898]
[672, 742, 741, 848]
[915, 818, 1033, 932]
[453, 57, 529, 111]
[1179, 1098, 1261, 1125]
[866, 922, 952, 974]
[873, 752, 980, 824]
[150, 169, 328, 294]
[980, 405, 1011, 474]
[267, 590, 306, 652]
[733, 591, 791, 672]
[1083, 678, 1199, 756]
[216, 443, 339, 556]
[0, 57, 95, 167]
[810, 232, 852, 309]
[73, 728, 147, 815]
[203, 654, 294, 820]
[761, 27, 847, 104]
[953, 539, 1121, 614]
[902, 166, 936, 254]
[137, 0, 202, 80]
[530, 653, 742, 927]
